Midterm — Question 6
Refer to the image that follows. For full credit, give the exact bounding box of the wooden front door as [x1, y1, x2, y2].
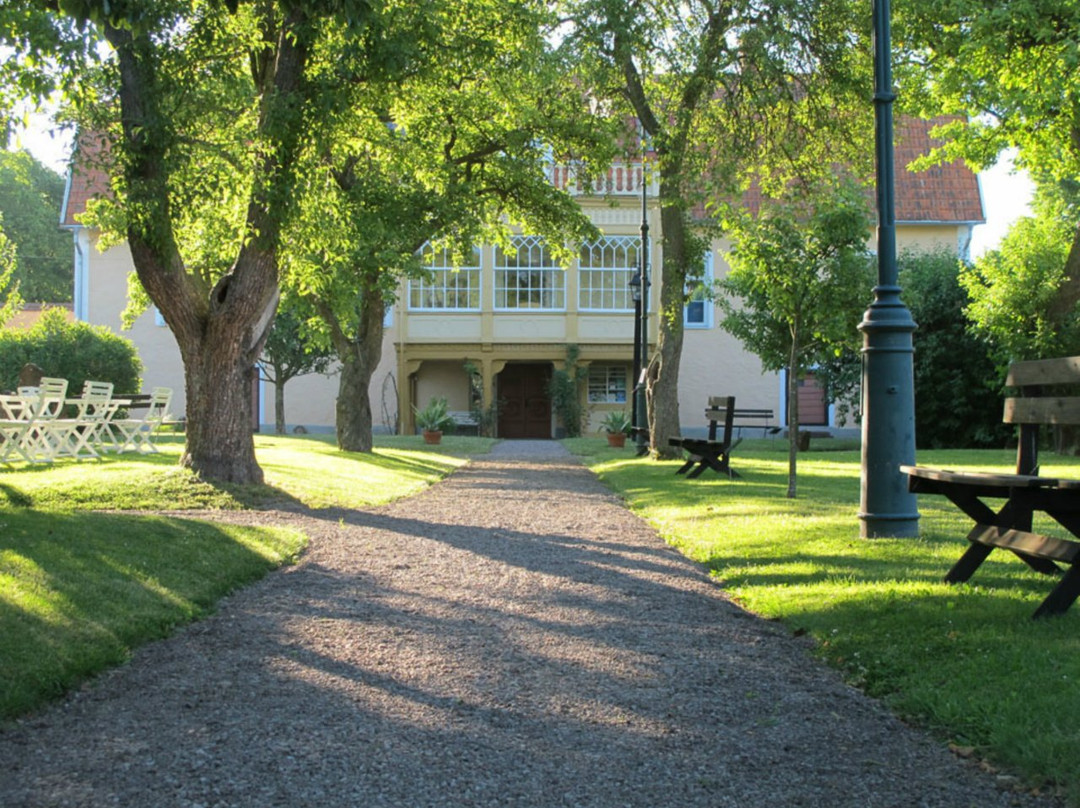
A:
[497, 363, 552, 439]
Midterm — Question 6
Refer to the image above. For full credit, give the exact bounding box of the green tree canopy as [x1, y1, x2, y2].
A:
[557, 0, 874, 457]
[0, 149, 71, 302]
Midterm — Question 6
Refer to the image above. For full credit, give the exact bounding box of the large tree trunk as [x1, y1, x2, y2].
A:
[647, 193, 688, 459]
[318, 274, 386, 453]
[104, 9, 307, 485]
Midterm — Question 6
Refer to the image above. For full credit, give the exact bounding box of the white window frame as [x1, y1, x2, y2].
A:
[587, 364, 628, 404]
[578, 236, 638, 312]
[494, 236, 565, 311]
[408, 244, 482, 311]
[684, 251, 714, 329]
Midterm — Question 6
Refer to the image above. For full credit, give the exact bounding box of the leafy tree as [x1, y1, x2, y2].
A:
[900, 248, 1007, 448]
[0, 217, 23, 327]
[899, 0, 1080, 328]
[717, 181, 874, 497]
[0, 149, 71, 302]
[284, 0, 608, 452]
[258, 298, 333, 435]
[558, 0, 872, 458]
[961, 192, 1080, 363]
[2, 1, 424, 483]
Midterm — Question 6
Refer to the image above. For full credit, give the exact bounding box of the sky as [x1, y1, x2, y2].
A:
[9, 112, 1034, 259]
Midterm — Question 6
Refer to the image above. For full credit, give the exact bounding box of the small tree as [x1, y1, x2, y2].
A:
[718, 181, 874, 498]
[259, 300, 334, 435]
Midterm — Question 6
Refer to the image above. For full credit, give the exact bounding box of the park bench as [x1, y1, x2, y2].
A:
[901, 355, 1080, 618]
[668, 396, 776, 479]
[448, 410, 480, 435]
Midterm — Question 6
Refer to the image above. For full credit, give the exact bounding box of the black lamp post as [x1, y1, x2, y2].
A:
[629, 158, 651, 456]
[858, 0, 919, 537]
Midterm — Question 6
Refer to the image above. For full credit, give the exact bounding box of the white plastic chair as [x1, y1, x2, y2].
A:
[108, 387, 173, 453]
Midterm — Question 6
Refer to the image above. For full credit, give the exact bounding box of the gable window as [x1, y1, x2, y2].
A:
[578, 236, 639, 312]
[408, 244, 481, 311]
[588, 364, 628, 403]
[494, 236, 565, 310]
[684, 251, 714, 328]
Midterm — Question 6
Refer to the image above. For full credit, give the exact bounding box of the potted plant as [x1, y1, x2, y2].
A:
[414, 396, 454, 444]
[600, 410, 632, 448]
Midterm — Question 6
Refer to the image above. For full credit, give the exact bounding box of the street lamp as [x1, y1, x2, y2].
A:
[858, 0, 919, 537]
[628, 158, 651, 457]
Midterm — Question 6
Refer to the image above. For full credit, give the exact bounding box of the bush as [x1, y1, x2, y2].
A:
[0, 308, 143, 394]
[900, 249, 1008, 449]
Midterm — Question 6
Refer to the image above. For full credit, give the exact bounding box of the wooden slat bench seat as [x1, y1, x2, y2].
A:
[901, 355, 1080, 618]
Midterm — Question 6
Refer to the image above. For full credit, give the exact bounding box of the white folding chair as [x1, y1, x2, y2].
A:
[109, 387, 173, 453]
[52, 380, 115, 460]
[23, 377, 71, 462]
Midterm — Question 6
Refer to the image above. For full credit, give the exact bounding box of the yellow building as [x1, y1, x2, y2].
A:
[61, 117, 983, 438]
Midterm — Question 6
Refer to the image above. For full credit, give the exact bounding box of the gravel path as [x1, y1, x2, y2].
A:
[0, 440, 1061, 807]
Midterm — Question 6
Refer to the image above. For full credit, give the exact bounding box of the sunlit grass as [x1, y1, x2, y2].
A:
[0, 433, 495, 720]
[572, 437, 1080, 802]
[0, 433, 495, 511]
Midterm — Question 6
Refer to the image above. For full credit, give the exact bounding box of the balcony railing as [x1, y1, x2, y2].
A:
[549, 161, 656, 197]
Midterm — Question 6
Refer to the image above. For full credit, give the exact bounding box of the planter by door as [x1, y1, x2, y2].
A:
[422, 429, 442, 445]
[607, 432, 627, 448]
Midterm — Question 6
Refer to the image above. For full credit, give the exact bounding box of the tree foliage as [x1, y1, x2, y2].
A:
[283, 0, 609, 452]
[899, 248, 1008, 448]
[0, 150, 71, 302]
[899, 0, 1080, 323]
[557, 0, 873, 457]
[0, 217, 23, 328]
[960, 194, 1080, 362]
[717, 180, 874, 497]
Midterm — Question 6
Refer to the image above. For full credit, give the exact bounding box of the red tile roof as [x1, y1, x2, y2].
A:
[61, 118, 984, 227]
[61, 132, 111, 228]
[894, 116, 984, 224]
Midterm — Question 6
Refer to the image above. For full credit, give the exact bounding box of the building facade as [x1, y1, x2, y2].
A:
[60, 117, 984, 438]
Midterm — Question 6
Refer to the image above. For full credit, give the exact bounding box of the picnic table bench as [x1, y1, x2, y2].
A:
[668, 396, 777, 479]
[901, 355, 1080, 618]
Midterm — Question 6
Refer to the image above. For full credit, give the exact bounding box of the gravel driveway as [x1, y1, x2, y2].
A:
[0, 440, 1061, 807]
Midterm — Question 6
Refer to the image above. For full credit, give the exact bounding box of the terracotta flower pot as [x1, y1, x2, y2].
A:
[422, 429, 442, 445]
[606, 432, 627, 448]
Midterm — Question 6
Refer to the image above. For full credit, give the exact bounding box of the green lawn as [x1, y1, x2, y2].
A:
[569, 437, 1080, 803]
[0, 433, 495, 720]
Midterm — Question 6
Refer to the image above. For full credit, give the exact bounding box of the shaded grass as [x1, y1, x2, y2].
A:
[0, 509, 305, 718]
[0, 433, 495, 720]
[572, 438, 1080, 802]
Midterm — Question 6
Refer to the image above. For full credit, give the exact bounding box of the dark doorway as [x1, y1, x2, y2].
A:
[497, 363, 552, 438]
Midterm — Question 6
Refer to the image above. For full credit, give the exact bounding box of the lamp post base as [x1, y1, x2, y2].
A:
[859, 284, 919, 538]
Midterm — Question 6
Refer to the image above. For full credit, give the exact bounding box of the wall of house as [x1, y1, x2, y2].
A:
[84, 234, 188, 409]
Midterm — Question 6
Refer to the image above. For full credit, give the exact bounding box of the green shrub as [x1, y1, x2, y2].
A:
[0, 308, 143, 393]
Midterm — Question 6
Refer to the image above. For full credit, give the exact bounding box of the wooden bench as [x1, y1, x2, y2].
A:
[448, 410, 480, 435]
[901, 355, 1080, 618]
[669, 396, 744, 479]
[731, 408, 781, 438]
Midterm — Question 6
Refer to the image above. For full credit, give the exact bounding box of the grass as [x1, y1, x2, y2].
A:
[0, 433, 495, 720]
[568, 437, 1080, 803]
[0, 433, 492, 511]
